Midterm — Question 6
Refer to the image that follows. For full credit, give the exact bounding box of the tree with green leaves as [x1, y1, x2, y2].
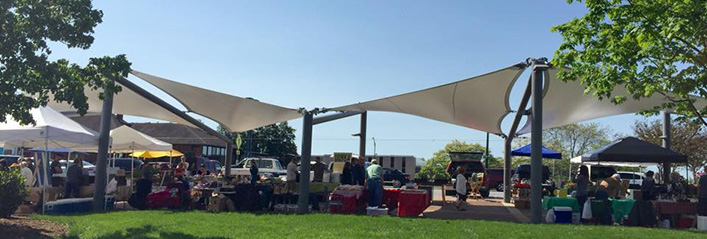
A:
[418, 140, 491, 180]
[512, 123, 613, 182]
[634, 119, 707, 181]
[1, 0, 131, 125]
[552, 0, 707, 125]
[219, 122, 297, 163]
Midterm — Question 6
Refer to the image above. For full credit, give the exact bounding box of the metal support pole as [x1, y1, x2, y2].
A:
[225, 139, 233, 177]
[312, 111, 361, 125]
[297, 111, 313, 214]
[359, 112, 367, 160]
[93, 80, 115, 212]
[503, 76, 533, 203]
[662, 111, 672, 184]
[485, 132, 490, 169]
[530, 62, 547, 223]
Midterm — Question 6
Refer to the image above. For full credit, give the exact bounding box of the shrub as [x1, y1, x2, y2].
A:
[0, 170, 29, 217]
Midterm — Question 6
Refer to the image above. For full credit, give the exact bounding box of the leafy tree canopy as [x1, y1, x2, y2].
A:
[1, 0, 131, 125]
[553, 0, 707, 125]
[220, 122, 298, 163]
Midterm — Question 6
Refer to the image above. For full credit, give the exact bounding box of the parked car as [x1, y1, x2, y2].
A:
[382, 168, 410, 185]
[194, 157, 223, 175]
[224, 157, 286, 178]
[618, 171, 644, 189]
[0, 155, 21, 166]
[485, 168, 513, 192]
[108, 158, 144, 173]
[511, 164, 554, 195]
[445, 154, 489, 198]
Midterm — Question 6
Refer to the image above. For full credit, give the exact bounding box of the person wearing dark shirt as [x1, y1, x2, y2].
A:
[641, 170, 657, 201]
[351, 158, 366, 186]
[340, 161, 353, 185]
[50, 156, 63, 187]
[129, 175, 153, 210]
[197, 164, 210, 175]
[698, 167, 707, 216]
[249, 160, 259, 184]
[0, 159, 8, 172]
[65, 159, 82, 198]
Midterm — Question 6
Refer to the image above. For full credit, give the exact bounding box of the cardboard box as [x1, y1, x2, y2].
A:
[208, 195, 227, 213]
[79, 185, 94, 198]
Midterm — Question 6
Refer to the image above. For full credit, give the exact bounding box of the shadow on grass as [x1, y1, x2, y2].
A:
[60, 224, 229, 239]
[0, 223, 55, 239]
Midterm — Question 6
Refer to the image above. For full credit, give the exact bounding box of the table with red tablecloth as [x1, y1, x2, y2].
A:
[398, 190, 430, 217]
[329, 188, 366, 214]
[383, 189, 402, 210]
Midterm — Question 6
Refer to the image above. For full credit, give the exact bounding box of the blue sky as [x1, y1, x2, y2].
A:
[49, 1, 665, 161]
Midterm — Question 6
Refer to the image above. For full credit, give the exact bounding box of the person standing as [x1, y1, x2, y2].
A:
[641, 170, 657, 201]
[574, 165, 589, 216]
[65, 158, 82, 198]
[0, 159, 8, 172]
[366, 159, 383, 207]
[175, 156, 188, 177]
[311, 157, 329, 182]
[455, 167, 468, 211]
[50, 155, 63, 187]
[286, 157, 299, 193]
[351, 157, 365, 186]
[698, 166, 707, 216]
[20, 162, 34, 187]
[341, 160, 353, 185]
[249, 160, 259, 185]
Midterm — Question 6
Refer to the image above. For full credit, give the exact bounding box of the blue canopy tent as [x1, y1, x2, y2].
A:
[511, 144, 562, 159]
[512, 144, 562, 182]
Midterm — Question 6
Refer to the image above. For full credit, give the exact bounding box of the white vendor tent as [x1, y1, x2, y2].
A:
[131, 70, 303, 132]
[72, 125, 172, 153]
[331, 64, 526, 135]
[0, 106, 99, 213]
[0, 106, 99, 149]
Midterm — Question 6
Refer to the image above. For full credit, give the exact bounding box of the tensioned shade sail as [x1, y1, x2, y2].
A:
[572, 137, 687, 163]
[330, 64, 526, 135]
[0, 106, 98, 149]
[511, 144, 562, 159]
[73, 125, 172, 153]
[131, 70, 303, 132]
[517, 68, 706, 134]
[46, 82, 194, 127]
[130, 150, 184, 158]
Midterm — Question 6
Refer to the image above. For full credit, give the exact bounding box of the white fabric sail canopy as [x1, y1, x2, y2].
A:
[516, 68, 706, 134]
[0, 106, 98, 149]
[131, 70, 303, 132]
[331, 64, 526, 135]
[73, 125, 172, 153]
[46, 82, 194, 127]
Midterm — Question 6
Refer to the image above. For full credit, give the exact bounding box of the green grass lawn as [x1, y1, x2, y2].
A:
[38, 210, 706, 239]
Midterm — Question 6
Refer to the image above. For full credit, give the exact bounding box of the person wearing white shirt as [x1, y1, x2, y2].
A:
[20, 162, 34, 187]
[455, 167, 468, 211]
[286, 157, 299, 193]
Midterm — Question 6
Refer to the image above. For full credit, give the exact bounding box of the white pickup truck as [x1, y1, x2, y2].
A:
[222, 157, 287, 179]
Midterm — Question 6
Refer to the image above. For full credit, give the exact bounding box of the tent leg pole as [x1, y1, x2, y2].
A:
[530, 61, 548, 224]
[297, 111, 313, 214]
[93, 80, 115, 212]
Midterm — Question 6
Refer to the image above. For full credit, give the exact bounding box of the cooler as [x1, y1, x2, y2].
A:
[329, 194, 357, 214]
[44, 198, 92, 215]
[553, 206, 573, 224]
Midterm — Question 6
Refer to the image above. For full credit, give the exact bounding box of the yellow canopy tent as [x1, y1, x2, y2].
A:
[130, 150, 183, 158]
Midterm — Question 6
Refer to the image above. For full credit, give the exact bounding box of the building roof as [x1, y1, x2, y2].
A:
[69, 114, 126, 132]
[130, 123, 226, 147]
